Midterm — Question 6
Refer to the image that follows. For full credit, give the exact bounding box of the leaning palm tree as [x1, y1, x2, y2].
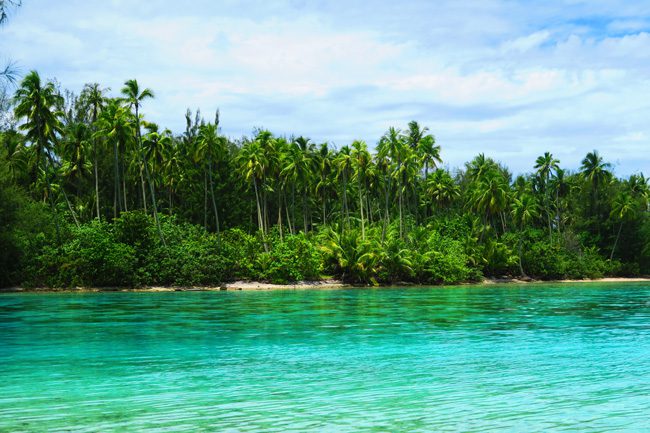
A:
[609, 191, 637, 260]
[121, 79, 165, 245]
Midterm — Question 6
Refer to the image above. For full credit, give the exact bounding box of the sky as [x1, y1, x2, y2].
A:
[1, 0, 650, 175]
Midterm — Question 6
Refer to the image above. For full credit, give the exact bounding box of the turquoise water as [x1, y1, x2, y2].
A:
[1, 284, 650, 432]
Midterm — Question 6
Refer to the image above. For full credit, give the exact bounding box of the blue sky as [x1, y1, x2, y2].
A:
[2, 0, 650, 175]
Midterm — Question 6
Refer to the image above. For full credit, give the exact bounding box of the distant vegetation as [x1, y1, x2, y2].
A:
[1, 70, 649, 287]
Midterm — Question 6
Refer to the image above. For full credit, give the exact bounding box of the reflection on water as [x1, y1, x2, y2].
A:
[1, 283, 650, 431]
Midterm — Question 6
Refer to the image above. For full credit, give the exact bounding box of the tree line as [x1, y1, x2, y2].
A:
[1, 71, 649, 287]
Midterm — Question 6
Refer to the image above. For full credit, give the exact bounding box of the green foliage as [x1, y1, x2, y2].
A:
[22, 221, 136, 288]
[257, 233, 321, 283]
[3, 71, 649, 287]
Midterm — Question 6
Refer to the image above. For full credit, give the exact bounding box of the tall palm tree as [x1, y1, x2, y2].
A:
[469, 167, 510, 234]
[378, 127, 406, 238]
[609, 191, 636, 260]
[581, 150, 612, 207]
[238, 135, 267, 234]
[534, 152, 559, 240]
[581, 150, 612, 235]
[512, 193, 539, 276]
[59, 121, 91, 200]
[335, 145, 353, 229]
[121, 79, 165, 245]
[80, 83, 108, 220]
[351, 139, 370, 239]
[13, 71, 63, 199]
[314, 142, 334, 226]
[196, 122, 225, 233]
[97, 100, 132, 217]
[282, 136, 313, 233]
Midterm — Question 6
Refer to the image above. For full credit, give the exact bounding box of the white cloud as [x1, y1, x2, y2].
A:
[1, 0, 649, 176]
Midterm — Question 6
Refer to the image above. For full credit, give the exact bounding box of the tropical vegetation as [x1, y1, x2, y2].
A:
[1, 71, 649, 287]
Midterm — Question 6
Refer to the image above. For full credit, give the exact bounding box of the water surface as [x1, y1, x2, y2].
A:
[2, 283, 650, 431]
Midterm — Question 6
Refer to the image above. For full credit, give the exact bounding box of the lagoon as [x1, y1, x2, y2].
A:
[1, 283, 650, 431]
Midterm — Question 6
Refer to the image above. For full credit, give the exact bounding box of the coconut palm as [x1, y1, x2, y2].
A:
[121, 79, 165, 244]
[426, 168, 460, 210]
[196, 122, 225, 233]
[378, 127, 407, 238]
[238, 133, 268, 234]
[581, 150, 612, 217]
[335, 145, 353, 229]
[511, 193, 539, 276]
[609, 191, 637, 260]
[79, 83, 108, 219]
[97, 100, 133, 217]
[534, 152, 559, 239]
[351, 139, 371, 239]
[13, 71, 63, 198]
[282, 136, 313, 233]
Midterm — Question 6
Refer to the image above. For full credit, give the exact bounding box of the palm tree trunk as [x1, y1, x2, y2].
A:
[610, 222, 623, 260]
[203, 172, 208, 229]
[94, 140, 100, 220]
[135, 105, 165, 246]
[302, 190, 308, 233]
[122, 167, 128, 211]
[207, 160, 220, 234]
[285, 192, 293, 235]
[277, 190, 283, 241]
[61, 186, 80, 228]
[113, 141, 120, 218]
[253, 177, 263, 233]
[358, 174, 365, 240]
[140, 166, 147, 213]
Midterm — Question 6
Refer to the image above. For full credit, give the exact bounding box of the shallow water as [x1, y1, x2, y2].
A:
[1, 283, 650, 432]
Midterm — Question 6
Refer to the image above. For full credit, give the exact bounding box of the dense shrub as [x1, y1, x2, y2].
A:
[22, 221, 136, 287]
[258, 233, 321, 283]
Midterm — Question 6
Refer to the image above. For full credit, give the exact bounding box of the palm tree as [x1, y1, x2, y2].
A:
[13, 71, 63, 199]
[351, 139, 370, 239]
[314, 142, 334, 226]
[378, 127, 406, 238]
[469, 167, 510, 234]
[581, 150, 612, 236]
[59, 121, 91, 201]
[0, 128, 26, 182]
[534, 152, 559, 240]
[282, 136, 313, 233]
[80, 83, 108, 220]
[335, 145, 353, 229]
[426, 168, 459, 210]
[97, 100, 132, 217]
[196, 122, 225, 233]
[238, 134, 267, 234]
[512, 193, 539, 276]
[609, 191, 636, 260]
[418, 134, 441, 180]
[121, 79, 165, 245]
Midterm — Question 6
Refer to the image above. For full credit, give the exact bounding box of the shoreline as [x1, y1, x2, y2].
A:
[2, 277, 650, 293]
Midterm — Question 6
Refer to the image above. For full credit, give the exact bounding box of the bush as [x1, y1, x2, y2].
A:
[23, 221, 137, 287]
[258, 233, 321, 283]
